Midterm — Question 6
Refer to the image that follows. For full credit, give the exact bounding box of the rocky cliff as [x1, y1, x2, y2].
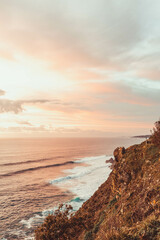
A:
[35, 140, 160, 240]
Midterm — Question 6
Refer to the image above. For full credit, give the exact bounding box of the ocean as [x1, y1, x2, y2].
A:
[0, 137, 142, 240]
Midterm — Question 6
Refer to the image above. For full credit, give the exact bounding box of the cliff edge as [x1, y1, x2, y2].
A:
[35, 140, 160, 240]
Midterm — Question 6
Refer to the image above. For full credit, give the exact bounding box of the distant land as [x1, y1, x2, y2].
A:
[132, 135, 151, 139]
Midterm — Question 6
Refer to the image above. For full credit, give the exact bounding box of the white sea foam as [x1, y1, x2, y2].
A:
[0, 228, 28, 240]
[20, 154, 113, 236]
[50, 155, 112, 210]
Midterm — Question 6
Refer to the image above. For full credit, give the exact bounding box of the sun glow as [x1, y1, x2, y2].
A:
[0, 0, 159, 137]
[0, 55, 74, 100]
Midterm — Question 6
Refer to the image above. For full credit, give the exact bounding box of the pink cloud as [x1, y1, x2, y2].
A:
[138, 69, 160, 81]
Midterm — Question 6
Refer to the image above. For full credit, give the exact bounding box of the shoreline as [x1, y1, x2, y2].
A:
[0, 137, 142, 240]
[35, 139, 160, 240]
[22, 155, 112, 239]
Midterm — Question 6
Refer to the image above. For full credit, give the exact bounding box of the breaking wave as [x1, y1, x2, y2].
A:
[0, 161, 75, 178]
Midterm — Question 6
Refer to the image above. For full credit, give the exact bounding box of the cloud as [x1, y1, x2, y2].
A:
[17, 120, 32, 126]
[0, 98, 50, 114]
[82, 80, 159, 106]
[54, 127, 81, 133]
[138, 69, 160, 81]
[0, 99, 23, 114]
[0, 0, 159, 73]
[0, 125, 47, 132]
[66, 69, 106, 81]
[0, 96, 87, 115]
[0, 89, 5, 96]
[0, 124, 152, 137]
[0, 1, 159, 136]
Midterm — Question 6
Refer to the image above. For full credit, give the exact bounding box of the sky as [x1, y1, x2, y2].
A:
[0, 0, 160, 137]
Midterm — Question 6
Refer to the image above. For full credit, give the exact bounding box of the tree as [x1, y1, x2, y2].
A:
[151, 120, 160, 147]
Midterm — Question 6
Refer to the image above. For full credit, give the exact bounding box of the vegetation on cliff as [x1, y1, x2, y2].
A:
[35, 127, 160, 240]
[152, 120, 160, 147]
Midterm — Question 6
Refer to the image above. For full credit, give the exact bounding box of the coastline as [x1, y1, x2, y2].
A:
[0, 137, 142, 240]
[35, 139, 160, 240]
[21, 154, 112, 240]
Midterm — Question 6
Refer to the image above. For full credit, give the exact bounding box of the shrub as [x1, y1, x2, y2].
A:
[35, 204, 73, 240]
[35, 204, 88, 240]
[151, 120, 160, 147]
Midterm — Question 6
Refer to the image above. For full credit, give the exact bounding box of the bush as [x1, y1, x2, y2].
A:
[151, 120, 160, 147]
[35, 204, 88, 240]
[35, 204, 73, 240]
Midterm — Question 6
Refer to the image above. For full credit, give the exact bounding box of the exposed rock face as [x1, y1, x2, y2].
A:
[113, 147, 125, 162]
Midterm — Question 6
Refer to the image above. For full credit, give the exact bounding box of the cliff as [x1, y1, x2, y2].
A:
[35, 140, 160, 240]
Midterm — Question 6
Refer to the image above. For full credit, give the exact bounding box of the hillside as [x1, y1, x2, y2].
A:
[35, 139, 160, 240]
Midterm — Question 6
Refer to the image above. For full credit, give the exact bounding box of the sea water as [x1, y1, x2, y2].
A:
[0, 137, 142, 239]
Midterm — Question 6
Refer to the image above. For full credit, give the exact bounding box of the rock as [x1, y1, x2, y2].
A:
[106, 157, 114, 164]
[113, 147, 125, 162]
[106, 157, 115, 169]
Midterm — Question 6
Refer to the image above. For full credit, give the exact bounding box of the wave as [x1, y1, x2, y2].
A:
[70, 197, 84, 203]
[0, 161, 75, 178]
[0, 156, 65, 167]
[49, 160, 110, 184]
[50, 167, 92, 184]
[19, 155, 112, 235]
[75, 155, 109, 163]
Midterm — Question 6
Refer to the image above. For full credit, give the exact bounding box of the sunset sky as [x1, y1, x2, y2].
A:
[0, 0, 160, 137]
